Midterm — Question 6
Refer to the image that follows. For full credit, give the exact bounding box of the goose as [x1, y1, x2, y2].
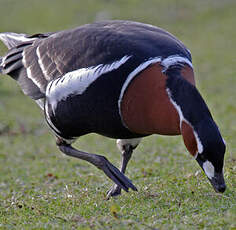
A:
[0, 20, 226, 197]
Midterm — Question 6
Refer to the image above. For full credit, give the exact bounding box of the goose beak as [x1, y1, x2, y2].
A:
[208, 172, 226, 193]
[196, 155, 226, 193]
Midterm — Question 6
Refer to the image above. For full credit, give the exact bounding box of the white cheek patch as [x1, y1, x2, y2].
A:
[203, 160, 215, 179]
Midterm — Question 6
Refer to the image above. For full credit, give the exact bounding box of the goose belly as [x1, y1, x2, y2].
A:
[45, 75, 146, 140]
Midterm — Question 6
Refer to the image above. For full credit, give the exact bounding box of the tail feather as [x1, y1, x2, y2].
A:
[0, 32, 35, 49]
[0, 32, 45, 99]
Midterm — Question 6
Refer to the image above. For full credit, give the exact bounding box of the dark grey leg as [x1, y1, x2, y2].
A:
[106, 138, 141, 198]
[57, 140, 137, 193]
[107, 145, 134, 197]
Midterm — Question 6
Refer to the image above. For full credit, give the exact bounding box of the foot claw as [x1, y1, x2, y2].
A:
[106, 184, 122, 198]
[97, 156, 137, 193]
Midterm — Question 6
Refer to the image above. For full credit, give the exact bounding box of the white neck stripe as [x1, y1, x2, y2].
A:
[166, 87, 203, 154]
[161, 55, 193, 72]
[118, 55, 192, 128]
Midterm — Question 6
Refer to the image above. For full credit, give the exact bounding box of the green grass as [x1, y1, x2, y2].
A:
[0, 0, 235, 229]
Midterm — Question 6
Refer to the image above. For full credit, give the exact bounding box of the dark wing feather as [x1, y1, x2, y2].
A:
[0, 20, 192, 100]
[34, 20, 192, 77]
[15, 68, 45, 99]
[22, 44, 49, 92]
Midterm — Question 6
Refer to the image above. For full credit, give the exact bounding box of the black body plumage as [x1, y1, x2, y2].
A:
[0, 20, 226, 195]
[0, 20, 192, 140]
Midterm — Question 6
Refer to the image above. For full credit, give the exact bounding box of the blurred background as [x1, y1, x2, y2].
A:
[0, 0, 235, 228]
[0, 0, 235, 153]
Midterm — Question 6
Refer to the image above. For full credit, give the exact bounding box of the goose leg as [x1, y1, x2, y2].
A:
[56, 139, 137, 193]
[107, 138, 141, 198]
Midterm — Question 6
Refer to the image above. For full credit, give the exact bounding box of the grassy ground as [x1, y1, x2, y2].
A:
[0, 0, 235, 229]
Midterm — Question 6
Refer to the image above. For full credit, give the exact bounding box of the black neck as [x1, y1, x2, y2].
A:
[166, 67, 225, 167]
[165, 67, 212, 127]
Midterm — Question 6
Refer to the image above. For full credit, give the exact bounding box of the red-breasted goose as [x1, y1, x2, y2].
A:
[0, 20, 226, 197]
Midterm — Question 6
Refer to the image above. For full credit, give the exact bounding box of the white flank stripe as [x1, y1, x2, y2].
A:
[203, 160, 215, 179]
[22, 50, 45, 91]
[36, 46, 50, 81]
[161, 55, 193, 72]
[46, 55, 131, 112]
